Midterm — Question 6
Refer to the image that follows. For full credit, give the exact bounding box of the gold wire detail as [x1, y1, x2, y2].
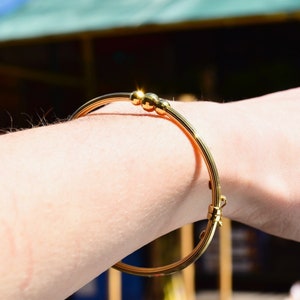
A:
[70, 90, 226, 277]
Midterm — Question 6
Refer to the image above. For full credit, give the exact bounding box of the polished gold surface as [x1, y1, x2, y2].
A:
[70, 90, 226, 277]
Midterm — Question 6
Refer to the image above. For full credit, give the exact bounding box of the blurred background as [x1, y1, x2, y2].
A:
[1, 0, 300, 299]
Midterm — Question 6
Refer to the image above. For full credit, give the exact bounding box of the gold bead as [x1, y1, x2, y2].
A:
[130, 90, 144, 106]
[141, 93, 160, 112]
[155, 99, 170, 115]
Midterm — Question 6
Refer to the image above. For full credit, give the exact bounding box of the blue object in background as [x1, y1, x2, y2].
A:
[121, 250, 145, 299]
[0, 0, 28, 16]
[72, 273, 108, 300]
[71, 249, 146, 299]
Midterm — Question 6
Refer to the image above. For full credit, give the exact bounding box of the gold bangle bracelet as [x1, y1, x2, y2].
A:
[70, 90, 226, 277]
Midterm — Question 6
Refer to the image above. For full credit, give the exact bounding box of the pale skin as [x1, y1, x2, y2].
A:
[0, 88, 299, 299]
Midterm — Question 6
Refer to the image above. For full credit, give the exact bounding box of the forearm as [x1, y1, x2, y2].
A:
[0, 104, 213, 299]
[0, 88, 299, 299]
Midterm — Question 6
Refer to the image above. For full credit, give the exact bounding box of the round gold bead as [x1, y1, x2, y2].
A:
[141, 93, 160, 112]
[130, 90, 144, 106]
[155, 99, 170, 115]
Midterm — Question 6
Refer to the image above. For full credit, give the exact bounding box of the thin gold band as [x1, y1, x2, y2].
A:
[70, 90, 226, 277]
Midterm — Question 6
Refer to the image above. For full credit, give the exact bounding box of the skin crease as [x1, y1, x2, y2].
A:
[0, 87, 299, 299]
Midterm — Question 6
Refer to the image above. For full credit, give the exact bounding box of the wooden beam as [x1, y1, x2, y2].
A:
[0, 12, 299, 47]
[81, 36, 96, 98]
[0, 64, 83, 87]
[108, 268, 122, 300]
[219, 218, 232, 300]
[180, 224, 196, 300]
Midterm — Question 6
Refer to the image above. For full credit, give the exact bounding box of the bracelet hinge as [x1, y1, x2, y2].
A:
[207, 195, 226, 227]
